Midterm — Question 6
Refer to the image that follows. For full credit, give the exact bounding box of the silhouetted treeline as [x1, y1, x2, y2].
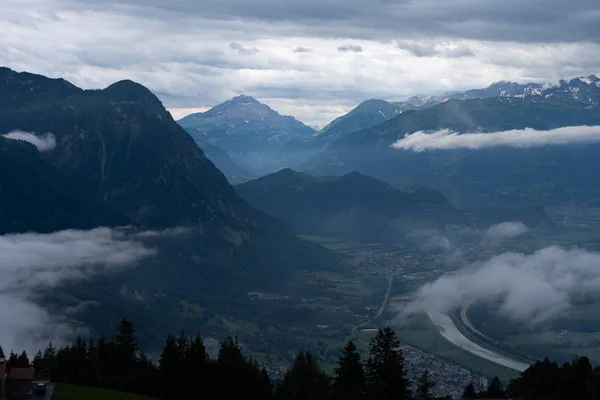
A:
[461, 356, 600, 400]
[1, 322, 424, 400]
[5, 319, 600, 400]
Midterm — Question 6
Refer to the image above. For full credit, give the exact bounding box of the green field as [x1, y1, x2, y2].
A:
[53, 384, 157, 400]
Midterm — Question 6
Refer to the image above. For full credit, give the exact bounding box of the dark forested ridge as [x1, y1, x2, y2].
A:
[236, 169, 554, 242]
[0, 136, 130, 234]
[4, 320, 596, 400]
[236, 169, 460, 242]
[0, 66, 346, 350]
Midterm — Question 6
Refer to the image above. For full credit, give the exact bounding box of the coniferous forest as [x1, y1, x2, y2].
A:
[2, 319, 600, 400]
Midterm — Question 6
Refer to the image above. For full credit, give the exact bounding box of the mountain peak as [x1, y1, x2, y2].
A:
[406, 94, 431, 107]
[102, 79, 166, 112]
[230, 95, 260, 105]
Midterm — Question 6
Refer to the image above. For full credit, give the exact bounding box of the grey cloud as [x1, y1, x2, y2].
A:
[393, 126, 600, 151]
[3, 1, 600, 127]
[403, 246, 600, 326]
[293, 47, 312, 53]
[65, 0, 600, 43]
[0, 227, 181, 355]
[2, 131, 57, 151]
[338, 44, 363, 53]
[229, 41, 260, 55]
[397, 41, 475, 58]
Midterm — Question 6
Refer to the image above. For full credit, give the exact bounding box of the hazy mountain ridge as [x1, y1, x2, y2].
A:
[303, 93, 600, 206]
[236, 169, 553, 242]
[196, 141, 258, 184]
[282, 99, 412, 160]
[178, 95, 315, 171]
[236, 169, 459, 241]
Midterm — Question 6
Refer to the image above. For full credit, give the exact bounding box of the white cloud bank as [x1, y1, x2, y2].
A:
[403, 246, 600, 326]
[0, 227, 167, 355]
[484, 222, 530, 239]
[393, 126, 600, 151]
[2, 131, 57, 152]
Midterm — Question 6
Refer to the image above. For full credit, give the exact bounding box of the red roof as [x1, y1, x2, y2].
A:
[0, 363, 5, 378]
[8, 368, 34, 380]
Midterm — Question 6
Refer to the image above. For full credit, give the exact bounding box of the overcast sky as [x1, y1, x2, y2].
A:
[2, 0, 599, 126]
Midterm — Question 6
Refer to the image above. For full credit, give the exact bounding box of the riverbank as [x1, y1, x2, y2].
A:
[427, 311, 530, 372]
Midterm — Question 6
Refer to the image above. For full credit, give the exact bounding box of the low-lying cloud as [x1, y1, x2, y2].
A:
[484, 222, 530, 239]
[392, 126, 600, 151]
[403, 246, 600, 326]
[2, 131, 57, 152]
[0, 227, 178, 355]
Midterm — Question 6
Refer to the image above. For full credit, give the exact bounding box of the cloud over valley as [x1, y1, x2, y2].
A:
[0, 227, 179, 355]
[393, 126, 600, 151]
[403, 246, 600, 326]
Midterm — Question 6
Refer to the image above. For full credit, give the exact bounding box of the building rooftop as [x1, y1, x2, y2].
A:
[9, 367, 34, 380]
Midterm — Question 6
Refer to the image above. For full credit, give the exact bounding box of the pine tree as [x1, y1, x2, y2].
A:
[0, 345, 5, 359]
[159, 334, 184, 400]
[486, 377, 505, 399]
[332, 341, 366, 400]
[365, 327, 411, 400]
[415, 369, 435, 400]
[33, 350, 44, 372]
[275, 351, 330, 400]
[462, 382, 477, 399]
[16, 351, 30, 367]
[114, 318, 139, 365]
[43, 342, 58, 377]
[259, 367, 273, 400]
[8, 351, 18, 368]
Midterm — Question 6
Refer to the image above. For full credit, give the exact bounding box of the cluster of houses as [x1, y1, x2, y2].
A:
[0, 358, 40, 398]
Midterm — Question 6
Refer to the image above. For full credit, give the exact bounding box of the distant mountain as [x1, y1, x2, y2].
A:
[0, 67, 344, 347]
[281, 99, 413, 164]
[236, 169, 464, 242]
[196, 141, 257, 184]
[236, 169, 554, 242]
[178, 95, 315, 171]
[0, 135, 129, 234]
[303, 93, 600, 206]
[406, 75, 600, 108]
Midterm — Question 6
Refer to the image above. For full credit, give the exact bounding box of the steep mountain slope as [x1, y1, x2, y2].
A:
[178, 95, 315, 171]
[282, 99, 410, 161]
[196, 141, 257, 184]
[236, 169, 463, 242]
[304, 95, 600, 206]
[0, 67, 344, 346]
[0, 135, 129, 234]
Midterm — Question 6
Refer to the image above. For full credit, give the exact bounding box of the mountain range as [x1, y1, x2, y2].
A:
[0, 67, 344, 346]
[300, 77, 600, 206]
[2, 65, 597, 353]
[178, 95, 315, 172]
[236, 169, 553, 242]
[181, 75, 600, 178]
[405, 75, 600, 108]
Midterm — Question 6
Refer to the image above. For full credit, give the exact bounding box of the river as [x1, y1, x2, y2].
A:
[427, 310, 530, 372]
